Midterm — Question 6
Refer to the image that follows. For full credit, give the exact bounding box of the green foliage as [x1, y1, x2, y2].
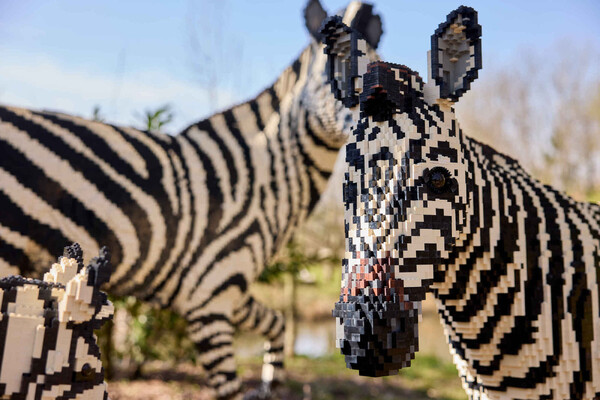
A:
[100, 295, 196, 376]
[298, 353, 465, 399]
[588, 190, 600, 203]
[136, 104, 174, 133]
[91, 105, 105, 122]
[237, 353, 466, 400]
[259, 240, 320, 283]
[399, 354, 460, 385]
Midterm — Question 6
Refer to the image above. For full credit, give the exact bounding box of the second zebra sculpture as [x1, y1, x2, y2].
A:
[0, 1, 382, 398]
[323, 6, 600, 400]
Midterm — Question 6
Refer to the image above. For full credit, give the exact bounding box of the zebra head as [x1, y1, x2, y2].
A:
[300, 0, 382, 147]
[0, 244, 113, 399]
[324, 7, 482, 376]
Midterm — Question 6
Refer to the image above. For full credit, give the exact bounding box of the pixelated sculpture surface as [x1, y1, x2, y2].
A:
[0, 1, 385, 398]
[0, 244, 113, 400]
[323, 7, 600, 400]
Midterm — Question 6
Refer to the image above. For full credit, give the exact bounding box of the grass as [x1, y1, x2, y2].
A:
[108, 351, 466, 400]
[398, 354, 465, 399]
[244, 259, 466, 399]
[237, 352, 466, 400]
[588, 191, 600, 203]
[251, 262, 342, 321]
[106, 251, 467, 399]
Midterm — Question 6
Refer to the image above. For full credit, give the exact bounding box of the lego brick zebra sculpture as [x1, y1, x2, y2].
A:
[0, 1, 382, 398]
[0, 244, 113, 400]
[323, 7, 600, 400]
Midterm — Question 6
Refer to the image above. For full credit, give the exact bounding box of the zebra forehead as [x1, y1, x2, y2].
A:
[349, 134, 455, 163]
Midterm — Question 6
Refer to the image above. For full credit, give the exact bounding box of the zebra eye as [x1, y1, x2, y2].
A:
[81, 363, 93, 377]
[76, 363, 95, 382]
[425, 167, 454, 194]
[430, 170, 446, 189]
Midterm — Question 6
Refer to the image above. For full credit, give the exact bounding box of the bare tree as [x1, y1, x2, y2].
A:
[456, 40, 600, 199]
[586, 85, 600, 199]
[186, 0, 248, 114]
[109, 49, 127, 120]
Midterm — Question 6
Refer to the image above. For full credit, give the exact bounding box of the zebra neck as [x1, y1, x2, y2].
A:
[432, 135, 600, 394]
[170, 44, 341, 265]
[431, 136, 531, 364]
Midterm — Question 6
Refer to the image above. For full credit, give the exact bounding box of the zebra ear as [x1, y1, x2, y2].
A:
[426, 6, 482, 103]
[43, 243, 84, 285]
[86, 246, 111, 289]
[304, 0, 328, 40]
[347, 2, 383, 49]
[320, 16, 370, 109]
[56, 249, 111, 323]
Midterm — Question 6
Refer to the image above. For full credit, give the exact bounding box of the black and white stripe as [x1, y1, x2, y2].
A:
[0, 1, 382, 398]
[0, 244, 113, 400]
[323, 8, 600, 400]
[434, 137, 600, 400]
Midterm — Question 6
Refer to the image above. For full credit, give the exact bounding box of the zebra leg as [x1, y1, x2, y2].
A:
[187, 315, 243, 400]
[231, 295, 285, 399]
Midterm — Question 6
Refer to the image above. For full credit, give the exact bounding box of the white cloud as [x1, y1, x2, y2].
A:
[0, 53, 240, 134]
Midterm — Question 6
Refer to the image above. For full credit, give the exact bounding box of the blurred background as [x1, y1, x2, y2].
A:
[1, 1, 599, 399]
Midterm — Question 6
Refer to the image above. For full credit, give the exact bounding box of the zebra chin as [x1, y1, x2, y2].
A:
[332, 290, 423, 377]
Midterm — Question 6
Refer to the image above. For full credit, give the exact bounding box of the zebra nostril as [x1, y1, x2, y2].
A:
[368, 84, 385, 92]
[361, 86, 395, 121]
[364, 85, 388, 103]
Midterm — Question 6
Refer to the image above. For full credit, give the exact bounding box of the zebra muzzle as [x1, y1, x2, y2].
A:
[333, 256, 424, 377]
[333, 293, 421, 377]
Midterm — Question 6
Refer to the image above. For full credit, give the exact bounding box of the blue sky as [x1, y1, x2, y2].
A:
[0, 0, 598, 134]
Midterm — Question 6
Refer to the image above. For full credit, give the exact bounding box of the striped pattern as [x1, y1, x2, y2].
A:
[0, 244, 113, 400]
[434, 138, 600, 400]
[324, 9, 600, 400]
[0, 1, 381, 397]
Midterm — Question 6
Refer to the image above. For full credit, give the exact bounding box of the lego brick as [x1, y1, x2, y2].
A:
[321, 7, 600, 399]
[0, 244, 113, 399]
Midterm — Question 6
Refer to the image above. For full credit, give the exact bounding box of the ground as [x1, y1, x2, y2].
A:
[108, 338, 466, 400]
[107, 265, 466, 400]
[108, 356, 465, 400]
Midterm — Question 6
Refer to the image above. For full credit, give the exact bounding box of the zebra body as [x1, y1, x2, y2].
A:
[441, 136, 600, 399]
[322, 8, 600, 400]
[0, 1, 382, 398]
